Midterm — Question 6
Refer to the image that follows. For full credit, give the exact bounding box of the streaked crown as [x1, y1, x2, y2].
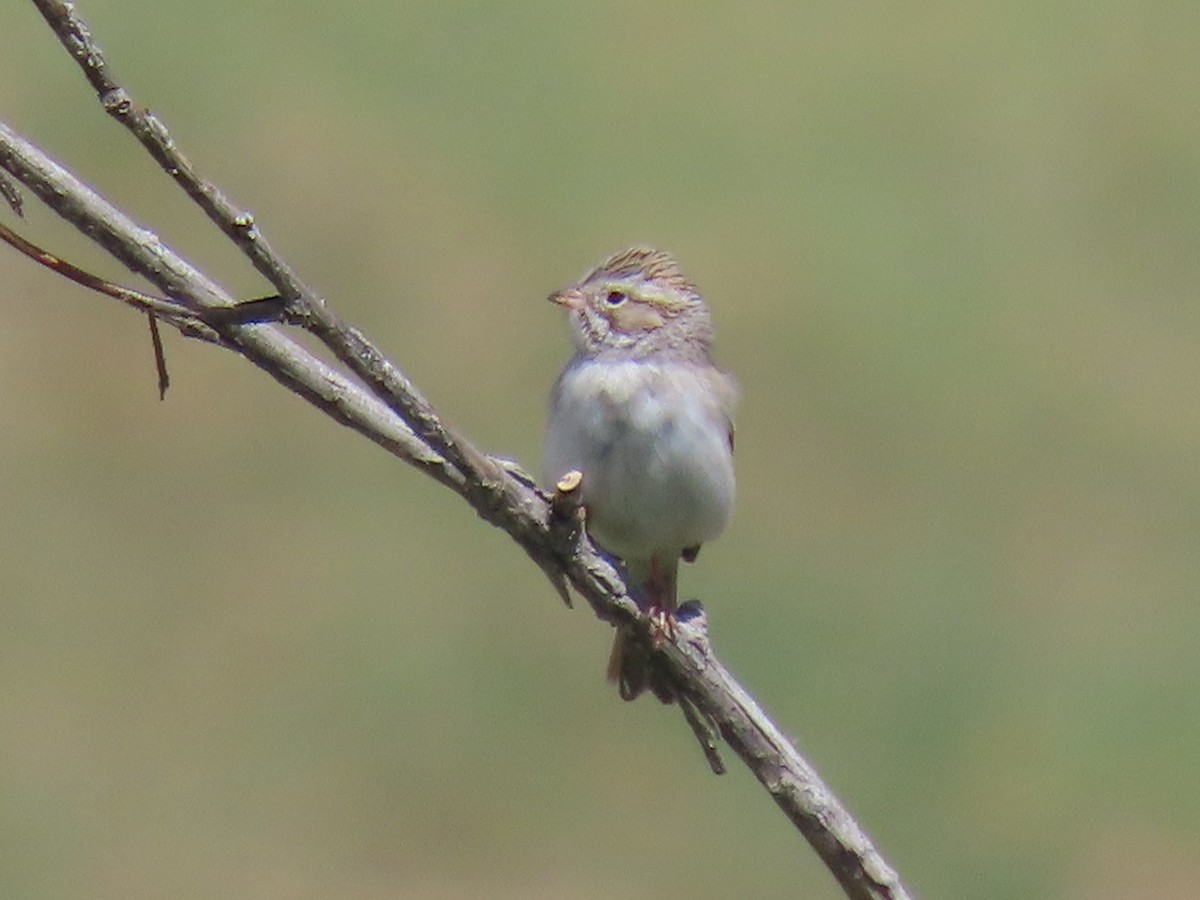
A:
[550, 246, 714, 359]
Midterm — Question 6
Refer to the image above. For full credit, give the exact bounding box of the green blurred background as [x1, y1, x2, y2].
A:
[3, 2, 1199, 898]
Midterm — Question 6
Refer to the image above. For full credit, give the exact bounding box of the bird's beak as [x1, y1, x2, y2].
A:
[548, 287, 584, 310]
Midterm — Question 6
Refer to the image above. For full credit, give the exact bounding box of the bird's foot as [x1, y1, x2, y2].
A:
[646, 606, 677, 651]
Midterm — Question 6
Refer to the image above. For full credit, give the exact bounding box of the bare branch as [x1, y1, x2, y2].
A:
[32, 0, 507, 507]
[3, 5, 916, 898]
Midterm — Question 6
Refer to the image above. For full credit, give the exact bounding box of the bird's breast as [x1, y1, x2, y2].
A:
[544, 359, 736, 561]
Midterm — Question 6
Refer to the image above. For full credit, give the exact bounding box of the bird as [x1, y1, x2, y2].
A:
[543, 246, 737, 700]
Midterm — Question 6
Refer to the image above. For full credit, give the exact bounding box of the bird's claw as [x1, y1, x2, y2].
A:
[646, 606, 677, 650]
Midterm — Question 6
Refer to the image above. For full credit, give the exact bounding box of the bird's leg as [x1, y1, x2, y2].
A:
[645, 556, 678, 650]
[608, 557, 681, 703]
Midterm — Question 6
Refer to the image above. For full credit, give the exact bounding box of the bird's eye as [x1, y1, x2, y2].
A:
[605, 290, 627, 306]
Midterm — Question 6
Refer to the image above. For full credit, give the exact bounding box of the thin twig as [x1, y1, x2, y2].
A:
[0, 170, 23, 216]
[0, 218, 218, 339]
[147, 312, 168, 399]
[677, 691, 727, 776]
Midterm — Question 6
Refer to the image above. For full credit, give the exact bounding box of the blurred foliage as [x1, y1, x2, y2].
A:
[3, 2, 1200, 898]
